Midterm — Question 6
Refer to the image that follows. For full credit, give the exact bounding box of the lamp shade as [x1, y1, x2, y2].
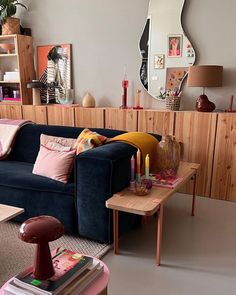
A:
[187, 65, 223, 87]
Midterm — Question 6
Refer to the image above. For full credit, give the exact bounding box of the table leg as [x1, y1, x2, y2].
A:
[113, 210, 119, 254]
[191, 173, 197, 216]
[156, 204, 163, 266]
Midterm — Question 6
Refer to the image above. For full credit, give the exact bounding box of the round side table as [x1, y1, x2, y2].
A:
[0, 257, 109, 295]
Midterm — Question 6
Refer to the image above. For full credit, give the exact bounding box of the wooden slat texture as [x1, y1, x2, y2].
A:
[211, 113, 236, 201]
[106, 162, 200, 215]
[47, 105, 75, 126]
[0, 105, 22, 119]
[105, 109, 138, 131]
[138, 110, 175, 136]
[75, 108, 104, 128]
[16, 35, 35, 105]
[22, 105, 47, 124]
[174, 111, 217, 197]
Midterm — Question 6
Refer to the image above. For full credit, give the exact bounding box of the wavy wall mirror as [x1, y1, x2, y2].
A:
[140, 0, 196, 99]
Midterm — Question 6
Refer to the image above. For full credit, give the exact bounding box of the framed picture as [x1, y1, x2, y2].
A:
[165, 67, 188, 92]
[154, 54, 165, 69]
[167, 35, 182, 57]
[37, 44, 72, 103]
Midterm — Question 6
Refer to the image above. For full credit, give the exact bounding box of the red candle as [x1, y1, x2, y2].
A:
[122, 79, 128, 108]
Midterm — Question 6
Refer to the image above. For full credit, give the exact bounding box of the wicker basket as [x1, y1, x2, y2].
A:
[2, 17, 20, 35]
[165, 96, 181, 111]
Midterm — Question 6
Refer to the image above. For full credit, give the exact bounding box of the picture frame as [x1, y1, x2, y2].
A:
[154, 54, 165, 69]
[165, 67, 188, 92]
[37, 44, 72, 103]
[37, 44, 72, 89]
[167, 35, 182, 58]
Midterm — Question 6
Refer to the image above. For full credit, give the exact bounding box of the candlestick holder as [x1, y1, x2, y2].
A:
[129, 180, 136, 191]
[120, 79, 129, 109]
[133, 89, 143, 110]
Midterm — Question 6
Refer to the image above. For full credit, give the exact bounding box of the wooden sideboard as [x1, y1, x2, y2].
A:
[0, 104, 235, 202]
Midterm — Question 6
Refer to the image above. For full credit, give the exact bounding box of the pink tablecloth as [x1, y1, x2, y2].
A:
[0, 258, 109, 295]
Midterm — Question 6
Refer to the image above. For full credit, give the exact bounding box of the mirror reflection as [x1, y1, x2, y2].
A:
[140, 0, 196, 99]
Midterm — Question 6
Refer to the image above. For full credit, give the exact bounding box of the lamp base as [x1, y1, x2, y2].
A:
[196, 94, 215, 112]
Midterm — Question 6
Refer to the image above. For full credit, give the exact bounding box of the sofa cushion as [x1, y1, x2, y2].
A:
[33, 145, 76, 183]
[0, 161, 74, 195]
[73, 128, 107, 155]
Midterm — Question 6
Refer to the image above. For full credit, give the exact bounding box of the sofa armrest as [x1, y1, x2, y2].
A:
[75, 142, 137, 243]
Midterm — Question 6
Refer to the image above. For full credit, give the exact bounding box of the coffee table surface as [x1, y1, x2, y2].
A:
[0, 204, 24, 224]
[106, 161, 200, 216]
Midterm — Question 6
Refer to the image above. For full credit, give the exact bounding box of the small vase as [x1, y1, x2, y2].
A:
[157, 135, 180, 176]
[82, 93, 96, 108]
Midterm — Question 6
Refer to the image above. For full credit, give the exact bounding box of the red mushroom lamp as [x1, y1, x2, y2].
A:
[19, 216, 64, 280]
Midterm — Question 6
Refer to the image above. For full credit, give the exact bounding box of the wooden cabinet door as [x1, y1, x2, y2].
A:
[22, 105, 47, 124]
[75, 108, 104, 128]
[47, 105, 75, 126]
[174, 111, 217, 197]
[138, 110, 175, 136]
[105, 109, 138, 131]
[211, 113, 236, 201]
[0, 105, 22, 120]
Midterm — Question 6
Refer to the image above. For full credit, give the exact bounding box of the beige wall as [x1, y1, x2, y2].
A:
[22, 0, 236, 110]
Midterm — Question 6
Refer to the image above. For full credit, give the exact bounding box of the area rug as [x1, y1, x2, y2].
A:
[0, 221, 111, 287]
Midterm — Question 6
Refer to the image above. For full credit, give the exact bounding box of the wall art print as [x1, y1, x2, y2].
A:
[165, 67, 188, 92]
[167, 35, 182, 57]
[37, 44, 72, 103]
[154, 54, 165, 69]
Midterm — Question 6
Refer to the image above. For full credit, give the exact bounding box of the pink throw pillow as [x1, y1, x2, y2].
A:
[33, 145, 76, 183]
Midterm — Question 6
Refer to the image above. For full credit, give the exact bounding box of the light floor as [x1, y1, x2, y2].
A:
[103, 193, 236, 295]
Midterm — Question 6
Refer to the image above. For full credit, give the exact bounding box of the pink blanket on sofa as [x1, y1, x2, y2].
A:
[0, 119, 32, 160]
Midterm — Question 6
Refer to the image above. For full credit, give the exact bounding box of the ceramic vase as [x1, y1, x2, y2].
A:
[82, 93, 96, 108]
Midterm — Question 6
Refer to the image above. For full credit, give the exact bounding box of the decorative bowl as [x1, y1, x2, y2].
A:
[0, 43, 15, 54]
[134, 182, 150, 196]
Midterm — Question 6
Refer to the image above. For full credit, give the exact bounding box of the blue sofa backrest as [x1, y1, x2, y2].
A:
[9, 124, 126, 164]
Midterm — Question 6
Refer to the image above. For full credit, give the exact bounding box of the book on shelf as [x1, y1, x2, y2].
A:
[6, 247, 98, 295]
[4, 260, 104, 295]
[3, 97, 21, 102]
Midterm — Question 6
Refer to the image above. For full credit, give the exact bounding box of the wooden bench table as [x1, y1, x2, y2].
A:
[106, 161, 200, 266]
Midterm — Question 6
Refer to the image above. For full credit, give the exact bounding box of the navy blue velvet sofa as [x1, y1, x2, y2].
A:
[0, 124, 152, 244]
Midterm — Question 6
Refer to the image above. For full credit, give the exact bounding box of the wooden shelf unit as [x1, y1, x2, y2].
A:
[0, 34, 35, 105]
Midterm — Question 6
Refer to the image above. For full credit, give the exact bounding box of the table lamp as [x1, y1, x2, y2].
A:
[187, 65, 223, 112]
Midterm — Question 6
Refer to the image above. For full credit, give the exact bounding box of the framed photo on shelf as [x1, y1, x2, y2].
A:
[167, 35, 182, 57]
[154, 54, 165, 69]
[37, 44, 72, 103]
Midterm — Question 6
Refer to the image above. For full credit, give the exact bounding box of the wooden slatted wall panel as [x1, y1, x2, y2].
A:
[174, 111, 217, 197]
[105, 109, 138, 131]
[75, 108, 104, 128]
[138, 110, 175, 136]
[0, 105, 22, 119]
[47, 105, 75, 126]
[211, 113, 236, 201]
[22, 105, 47, 124]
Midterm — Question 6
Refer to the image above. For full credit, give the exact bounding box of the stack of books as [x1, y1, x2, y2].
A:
[148, 174, 183, 189]
[3, 247, 104, 295]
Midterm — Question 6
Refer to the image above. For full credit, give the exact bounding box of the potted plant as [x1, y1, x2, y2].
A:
[0, 0, 27, 35]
